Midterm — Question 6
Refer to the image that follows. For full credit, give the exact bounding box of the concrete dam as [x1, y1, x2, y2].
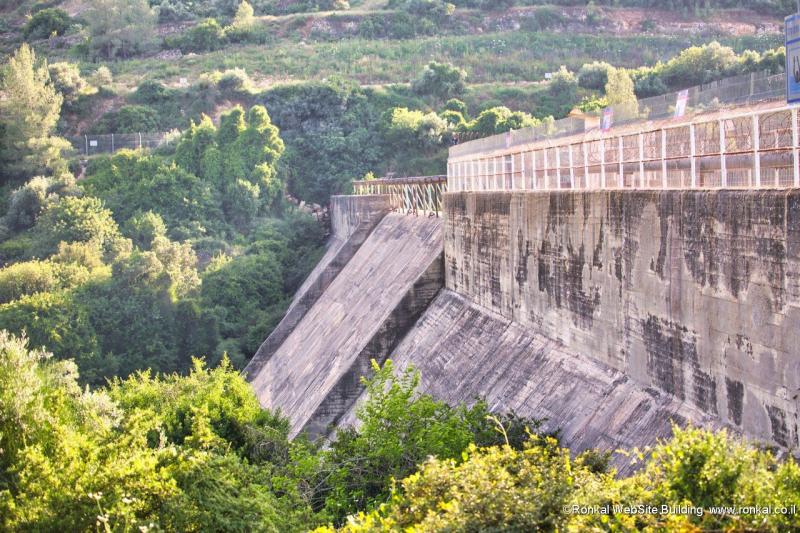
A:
[246, 101, 800, 464]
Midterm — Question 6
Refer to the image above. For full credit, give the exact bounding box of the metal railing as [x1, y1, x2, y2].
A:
[352, 175, 447, 214]
[68, 132, 173, 156]
[447, 104, 800, 192]
[450, 70, 785, 160]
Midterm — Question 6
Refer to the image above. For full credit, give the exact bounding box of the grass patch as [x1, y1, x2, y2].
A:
[66, 31, 782, 90]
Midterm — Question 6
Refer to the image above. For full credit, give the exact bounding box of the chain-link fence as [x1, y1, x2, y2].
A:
[67, 132, 173, 156]
[450, 70, 785, 160]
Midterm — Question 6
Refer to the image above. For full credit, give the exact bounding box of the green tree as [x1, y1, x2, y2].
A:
[605, 67, 638, 121]
[411, 61, 467, 101]
[660, 41, 739, 88]
[85, 0, 157, 59]
[177, 18, 227, 53]
[311, 360, 513, 524]
[23, 8, 72, 39]
[0, 292, 102, 379]
[0, 334, 308, 531]
[578, 60, 614, 90]
[47, 62, 88, 104]
[32, 196, 121, 257]
[333, 437, 577, 532]
[81, 151, 222, 239]
[124, 211, 167, 250]
[0, 44, 68, 180]
[444, 98, 468, 117]
[93, 104, 160, 133]
[5, 176, 62, 232]
[228, 0, 255, 34]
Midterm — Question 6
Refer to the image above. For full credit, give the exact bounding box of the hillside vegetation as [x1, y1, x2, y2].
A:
[0, 0, 797, 530]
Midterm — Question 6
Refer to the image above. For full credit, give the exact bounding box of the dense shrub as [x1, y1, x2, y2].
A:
[412, 61, 467, 101]
[216, 68, 253, 93]
[22, 8, 71, 39]
[81, 151, 222, 238]
[578, 60, 614, 90]
[175, 18, 227, 52]
[5, 176, 61, 232]
[130, 80, 175, 104]
[48, 62, 89, 104]
[32, 196, 121, 257]
[123, 210, 168, 249]
[93, 105, 160, 133]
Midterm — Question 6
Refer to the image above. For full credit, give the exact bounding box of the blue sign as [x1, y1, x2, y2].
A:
[786, 13, 800, 103]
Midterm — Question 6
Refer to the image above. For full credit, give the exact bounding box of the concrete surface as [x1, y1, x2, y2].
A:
[245, 195, 391, 379]
[248, 212, 443, 438]
[444, 190, 800, 449]
[340, 290, 725, 474]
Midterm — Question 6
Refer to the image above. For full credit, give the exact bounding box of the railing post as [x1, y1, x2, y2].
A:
[472, 160, 477, 191]
[138, 132, 143, 150]
[84, 134, 88, 156]
[793, 107, 799, 187]
[532, 151, 537, 190]
[555, 148, 562, 189]
[689, 123, 697, 188]
[753, 114, 761, 187]
[582, 142, 589, 189]
[568, 144, 575, 189]
[520, 152, 525, 190]
[600, 139, 606, 188]
[661, 128, 668, 188]
[111, 133, 114, 153]
[638, 132, 645, 188]
[543, 149, 549, 190]
[511, 154, 516, 190]
[719, 119, 727, 187]
[618, 136, 624, 188]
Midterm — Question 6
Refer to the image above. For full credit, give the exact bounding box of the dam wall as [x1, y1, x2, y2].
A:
[444, 190, 800, 449]
[245, 195, 391, 378]
[248, 210, 443, 438]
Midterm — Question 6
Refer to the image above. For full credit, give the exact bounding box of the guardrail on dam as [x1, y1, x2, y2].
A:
[352, 175, 447, 214]
[447, 102, 800, 193]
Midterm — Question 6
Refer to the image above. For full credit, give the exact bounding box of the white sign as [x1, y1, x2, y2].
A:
[786, 13, 800, 104]
[89, 140, 98, 147]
